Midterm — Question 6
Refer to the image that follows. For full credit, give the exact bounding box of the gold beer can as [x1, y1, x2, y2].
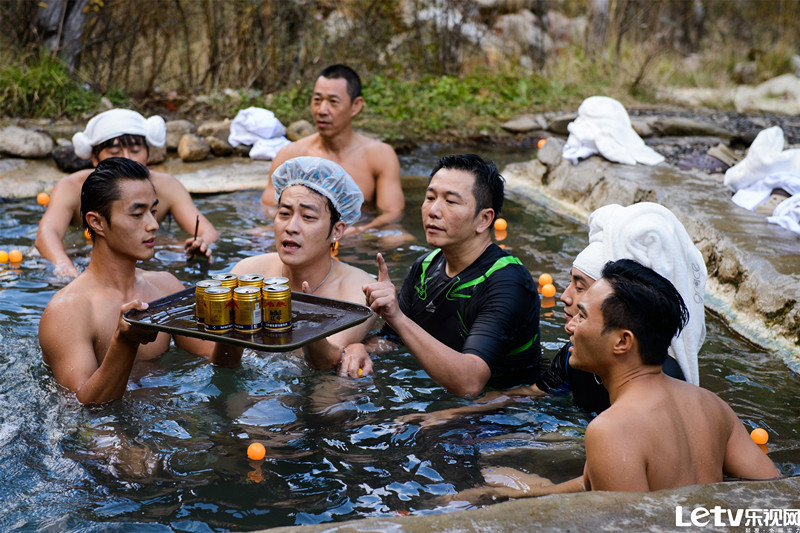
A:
[195, 279, 222, 324]
[262, 284, 292, 332]
[211, 273, 238, 288]
[263, 276, 289, 287]
[204, 286, 233, 333]
[238, 274, 264, 289]
[233, 286, 262, 333]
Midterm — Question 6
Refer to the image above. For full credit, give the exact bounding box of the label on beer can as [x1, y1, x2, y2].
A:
[262, 284, 292, 332]
[233, 286, 262, 333]
[195, 279, 222, 324]
[204, 286, 233, 333]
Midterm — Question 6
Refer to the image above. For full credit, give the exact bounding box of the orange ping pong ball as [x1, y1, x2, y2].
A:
[9, 249, 22, 263]
[494, 218, 508, 231]
[541, 283, 556, 298]
[247, 442, 266, 461]
[750, 428, 769, 445]
[37, 192, 50, 206]
[538, 273, 553, 286]
[537, 138, 547, 149]
[0, 251, 7, 263]
[84, 228, 92, 239]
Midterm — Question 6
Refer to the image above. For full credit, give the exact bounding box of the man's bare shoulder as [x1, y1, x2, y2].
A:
[338, 261, 376, 286]
[281, 135, 321, 157]
[53, 169, 93, 193]
[357, 134, 398, 159]
[138, 268, 185, 297]
[231, 253, 281, 277]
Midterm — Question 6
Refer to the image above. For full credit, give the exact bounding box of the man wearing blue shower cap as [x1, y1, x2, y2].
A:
[211, 156, 377, 376]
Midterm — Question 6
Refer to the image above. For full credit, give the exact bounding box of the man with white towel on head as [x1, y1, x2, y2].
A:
[397, 202, 706, 426]
[35, 108, 219, 277]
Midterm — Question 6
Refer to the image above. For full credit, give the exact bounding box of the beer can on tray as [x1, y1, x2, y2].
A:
[263, 276, 289, 287]
[195, 279, 222, 324]
[262, 284, 291, 332]
[204, 286, 233, 333]
[233, 286, 262, 333]
[237, 274, 264, 289]
[211, 273, 238, 288]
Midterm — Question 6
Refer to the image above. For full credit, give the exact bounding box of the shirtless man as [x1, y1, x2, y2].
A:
[39, 157, 215, 405]
[212, 157, 377, 375]
[260, 64, 403, 236]
[456, 259, 778, 500]
[35, 108, 218, 277]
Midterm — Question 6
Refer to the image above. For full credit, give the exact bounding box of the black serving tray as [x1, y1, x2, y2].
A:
[123, 287, 373, 352]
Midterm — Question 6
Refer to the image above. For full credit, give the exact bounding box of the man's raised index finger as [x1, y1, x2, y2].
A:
[376, 253, 391, 283]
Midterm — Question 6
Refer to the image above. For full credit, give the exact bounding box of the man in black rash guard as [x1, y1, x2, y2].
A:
[362, 154, 541, 397]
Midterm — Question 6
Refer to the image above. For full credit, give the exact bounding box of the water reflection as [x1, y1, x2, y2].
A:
[0, 149, 797, 530]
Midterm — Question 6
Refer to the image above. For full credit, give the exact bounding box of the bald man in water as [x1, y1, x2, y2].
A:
[455, 260, 778, 500]
[261, 64, 403, 236]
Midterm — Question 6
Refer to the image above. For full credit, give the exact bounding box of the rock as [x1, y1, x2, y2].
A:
[536, 136, 564, 167]
[207, 136, 233, 156]
[546, 11, 587, 44]
[234, 144, 252, 157]
[0, 126, 55, 158]
[631, 117, 657, 138]
[500, 115, 546, 133]
[148, 143, 167, 164]
[177, 134, 210, 162]
[197, 119, 231, 142]
[286, 120, 314, 141]
[546, 113, 577, 135]
[651, 117, 735, 139]
[52, 145, 93, 173]
[166, 120, 196, 151]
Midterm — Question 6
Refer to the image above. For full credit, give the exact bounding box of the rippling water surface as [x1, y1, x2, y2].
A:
[1, 147, 798, 531]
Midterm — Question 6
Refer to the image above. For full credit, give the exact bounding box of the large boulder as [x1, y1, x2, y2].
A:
[0, 126, 55, 158]
[286, 120, 314, 141]
[166, 120, 196, 151]
[52, 144, 93, 173]
[178, 134, 211, 162]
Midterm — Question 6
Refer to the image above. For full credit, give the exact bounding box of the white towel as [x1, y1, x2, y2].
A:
[587, 203, 706, 385]
[724, 126, 800, 191]
[228, 107, 292, 160]
[562, 96, 665, 166]
[768, 192, 800, 234]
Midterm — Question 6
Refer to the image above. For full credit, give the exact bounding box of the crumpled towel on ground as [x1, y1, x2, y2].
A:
[587, 203, 706, 386]
[562, 96, 665, 166]
[725, 126, 800, 234]
[228, 107, 292, 160]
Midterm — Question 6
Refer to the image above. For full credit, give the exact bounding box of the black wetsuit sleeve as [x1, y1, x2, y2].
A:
[536, 343, 573, 395]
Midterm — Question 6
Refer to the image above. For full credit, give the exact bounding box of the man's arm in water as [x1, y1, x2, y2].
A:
[39, 297, 158, 405]
[346, 142, 404, 235]
[34, 172, 86, 277]
[152, 172, 218, 258]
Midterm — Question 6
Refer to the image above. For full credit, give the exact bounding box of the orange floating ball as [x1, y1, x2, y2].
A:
[84, 228, 92, 240]
[494, 218, 508, 231]
[9, 249, 22, 263]
[750, 428, 769, 445]
[358, 367, 363, 377]
[541, 283, 556, 298]
[37, 192, 50, 206]
[495, 229, 507, 242]
[537, 138, 547, 149]
[538, 273, 553, 286]
[247, 442, 266, 461]
[0, 251, 7, 263]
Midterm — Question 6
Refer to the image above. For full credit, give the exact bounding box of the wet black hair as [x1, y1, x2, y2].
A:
[90, 134, 149, 161]
[600, 259, 689, 366]
[81, 157, 152, 238]
[429, 153, 504, 221]
[318, 64, 362, 103]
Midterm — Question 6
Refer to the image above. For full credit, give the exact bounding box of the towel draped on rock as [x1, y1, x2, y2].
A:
[228, 107, 292, 160]
[725, 126, 800, 235]
[562, 96, 665, 166]
[583, 203, 706, 386]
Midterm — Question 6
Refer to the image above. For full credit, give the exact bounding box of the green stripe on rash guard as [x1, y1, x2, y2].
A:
[446, 256, 523, 300]
[414, 249, 442, 300]
[507, 334, 537, 356]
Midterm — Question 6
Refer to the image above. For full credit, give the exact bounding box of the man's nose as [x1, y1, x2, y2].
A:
[145, 211, 159, 231]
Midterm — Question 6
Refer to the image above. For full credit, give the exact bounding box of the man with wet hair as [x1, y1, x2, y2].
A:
[362, 153, 542, 397]
[261, 64, 403, 236]
[457, 259, 778, 498]
[39, 157, 215, 405]
[36, 108, 218, 278]
[212, 156, 377, 376]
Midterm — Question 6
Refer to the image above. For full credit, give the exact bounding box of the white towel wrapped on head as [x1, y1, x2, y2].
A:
[585, 203, 706, 385]
[562, 96, 665, 166]
[228, 107, 292, 160]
